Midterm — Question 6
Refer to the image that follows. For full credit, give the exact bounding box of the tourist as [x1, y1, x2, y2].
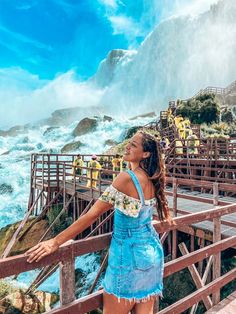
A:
[86, 154, 102, 188]
[186, 133, 200, 157]
[111, 154, 123, 179]
[72, 154, 84, 181]
[26, 131, 170, 314]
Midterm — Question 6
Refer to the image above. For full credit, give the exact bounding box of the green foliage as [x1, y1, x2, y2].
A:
[46, 204, 73, 235]
[176, 93, 220, 124]
[232, 106, 236, 116]
[221, 108, 234, 123]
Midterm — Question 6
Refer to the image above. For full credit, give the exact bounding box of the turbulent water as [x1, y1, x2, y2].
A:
[0, 115, 154, 294]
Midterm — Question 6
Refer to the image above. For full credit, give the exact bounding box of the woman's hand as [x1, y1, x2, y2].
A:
[25, 238, 59, 263]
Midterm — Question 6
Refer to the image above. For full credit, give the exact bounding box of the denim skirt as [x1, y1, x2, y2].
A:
[103, 223, 164, 302]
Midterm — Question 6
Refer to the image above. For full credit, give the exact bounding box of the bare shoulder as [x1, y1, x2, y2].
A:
[112, 171, 132, 194]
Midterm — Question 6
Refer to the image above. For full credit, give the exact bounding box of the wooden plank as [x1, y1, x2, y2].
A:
[205, 291, 236, 313]
[164, 236, 236, 278]
[212, 217, 221, 305]
[172, 178, 177, 259]
[158, 268, 236, 314]
[178, 242, 212, 310]
[177, 209, 236, 229]
[46, 289, 103, 314]
[60, 254, 75, 305]
[213, 183, 219, 206]
[0, 234, 112, 279]
[190, 255, 213, 314]
[155, 203, 236, 234]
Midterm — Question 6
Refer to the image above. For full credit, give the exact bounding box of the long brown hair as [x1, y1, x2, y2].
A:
[138, 131, 170, 221]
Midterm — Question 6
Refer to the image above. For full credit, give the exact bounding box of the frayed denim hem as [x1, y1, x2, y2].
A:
[103, 287, 163, 303]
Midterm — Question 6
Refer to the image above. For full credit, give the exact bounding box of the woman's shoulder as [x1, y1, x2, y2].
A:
[112, 171, 132, 194]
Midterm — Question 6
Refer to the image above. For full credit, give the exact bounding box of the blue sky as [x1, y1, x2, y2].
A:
[0, 0, 164, 79]
[0, 0, 220, 128]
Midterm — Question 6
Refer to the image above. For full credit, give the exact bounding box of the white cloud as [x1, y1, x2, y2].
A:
[0, 68, 104, 129]
[98, 0, 119, 9]
[109, 15, 141, 37]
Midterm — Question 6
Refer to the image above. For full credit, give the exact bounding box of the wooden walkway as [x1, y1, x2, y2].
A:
[62, 179, 236, 240]
[167, 192, 236, 240]
[205, 291, 236, 313]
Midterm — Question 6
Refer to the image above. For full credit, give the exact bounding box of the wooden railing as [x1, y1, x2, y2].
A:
[193, 80, 236, 98]
[0, 204, 236, 313]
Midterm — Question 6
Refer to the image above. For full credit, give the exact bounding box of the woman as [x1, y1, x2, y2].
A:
[26, 131, 170, 314]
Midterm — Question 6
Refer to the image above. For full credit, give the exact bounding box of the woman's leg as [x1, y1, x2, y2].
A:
[103, 292, 135, 314]
[133, 299, 155, 314]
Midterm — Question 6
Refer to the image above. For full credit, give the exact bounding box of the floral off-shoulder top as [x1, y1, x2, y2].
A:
[99, 185, 157, 218]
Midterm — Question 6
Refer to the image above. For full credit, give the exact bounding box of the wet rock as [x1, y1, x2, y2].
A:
[37, 106, 100, 127]
[61, 141, 84, 153]
[129, 112, 156, 120]
[72, 118, 98, 137]
[0, 289, 58, 314]
[75, 268, 87, 297]
[103, 115, 113, 122]
[0, 218, 51, 256]
[0, 183, 13, 195]
[43, 127, 60, 136]
[36, 143, 43, 150]
[104, 139, 118, 146]
[11, 144, 35, 152]
[21, 136, 29, 144]
[0, 126, 27, 137]
[1, 150, 10, 156]
[92, 49, 134, 88]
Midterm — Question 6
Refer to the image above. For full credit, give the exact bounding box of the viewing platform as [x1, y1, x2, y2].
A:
[0, 152, 235, 313]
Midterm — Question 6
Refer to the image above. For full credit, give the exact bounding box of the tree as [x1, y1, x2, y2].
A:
[200, 99, 220, 124]
[176, 93, 220, 124]
[221, 109, 234, 123]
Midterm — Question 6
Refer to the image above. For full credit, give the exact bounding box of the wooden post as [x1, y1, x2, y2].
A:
[98, 169, 102, 195]
[172, 178, 177, 259]
[212, 217, 221, 305]
[190, 235, 195, 252]
[179, 242, 212, 310]
[56, 155, 59, 191]
[60, 252, 75, 305]
[198, 238, 205, 277]
[153, 296, 159, 313]
[213, 182, 219, 206]
[63, 163, 66, 209]
[190, 256, 214, 313]
[167, 233, 171, 256]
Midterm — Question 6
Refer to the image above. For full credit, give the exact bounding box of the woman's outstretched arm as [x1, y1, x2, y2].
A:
[25, 200, 113, 263]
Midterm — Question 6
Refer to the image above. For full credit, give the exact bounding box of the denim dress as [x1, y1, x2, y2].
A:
[99, 170, 164, 302]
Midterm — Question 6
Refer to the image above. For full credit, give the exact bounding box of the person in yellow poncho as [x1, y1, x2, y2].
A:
[72, 154, 84, 181]
[112, 154, 123, 180]
[86, 155, 102, 188]
[186, 133, 200, 157]
[167, 108, 174, 127]
[175, 139, 183, 156]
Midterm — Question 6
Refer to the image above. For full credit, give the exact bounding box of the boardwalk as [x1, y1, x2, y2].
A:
[205, 291, 236, 313]
[57, 178, 236, 240]
[166, 189, 236, 240]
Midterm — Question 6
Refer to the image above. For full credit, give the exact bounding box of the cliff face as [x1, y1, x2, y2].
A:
[93, 0, 236, 116]
[0, 218, 50, 256]
[91, 49, 137, 88]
